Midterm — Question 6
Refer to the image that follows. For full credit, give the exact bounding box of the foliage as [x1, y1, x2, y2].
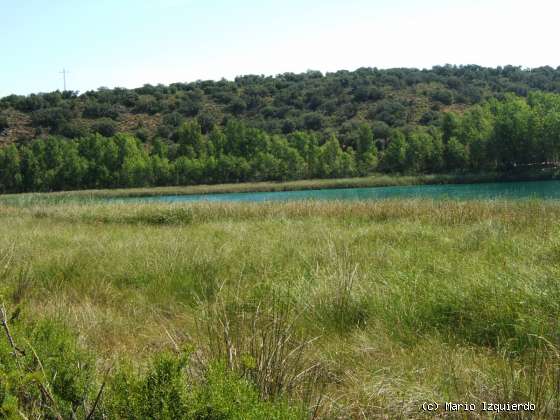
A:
[4, 85, 560, 192]
[0, 316, 95, 419]
[7, 65, 560, 145]
[0, 312, 303, 419]
[0, 114, 8, 132]
[91, 118, 117, 137]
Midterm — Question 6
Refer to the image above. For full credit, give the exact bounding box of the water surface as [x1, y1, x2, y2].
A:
[120, 180, 560, 203]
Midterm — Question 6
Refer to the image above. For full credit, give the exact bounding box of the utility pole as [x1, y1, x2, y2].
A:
[60, 68, 69, 91]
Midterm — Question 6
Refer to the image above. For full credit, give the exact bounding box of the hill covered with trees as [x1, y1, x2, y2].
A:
[1, 65, 560, 193]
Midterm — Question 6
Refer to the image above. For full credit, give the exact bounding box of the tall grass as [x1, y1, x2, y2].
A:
[0, 198, 559, 417]
[195, 291, 326, 417]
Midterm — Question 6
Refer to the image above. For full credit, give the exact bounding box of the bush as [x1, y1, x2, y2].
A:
[59, 121, 90, 138]
[133, 95, 161, 114]
[82, 101, 119, 119]
[0, 115, 8, 132]
[0, 313, 95, 419]
[134, 127, 150, 142]
[177, 99, 200, 117]
[91, 118, 117, 137]
[162, 111, 184, 127]
[106, 354, 304, 420]
[430, 89, 454, 105]
[106, 353, 190, 419]
[30, 107, 72, 131]
[373, 99, 407, 126]
[228, 98, 247, 115]
[0, 309, 305, 419]
[302, 112, 323, 130]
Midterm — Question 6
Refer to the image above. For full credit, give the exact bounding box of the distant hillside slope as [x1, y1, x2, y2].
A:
[2, 65, 560, 146]
[3, 65, 560, 194]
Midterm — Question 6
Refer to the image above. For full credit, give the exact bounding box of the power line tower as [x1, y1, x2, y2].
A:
[60, 68, 69, 91]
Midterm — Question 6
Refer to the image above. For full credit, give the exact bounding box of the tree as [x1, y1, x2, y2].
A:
[355, 124, 378, 175]
[441, 112, 460, 143]
[445, 137, 469, 171]
[489, 95, 531, 168]
[318, 135, 345, 178]
[302, 113, 323, 131]
[177, 120, 207, 159]
[57, 141, 88, 190]
[115, 134, 151, 187]
[0, 144, 22, 192]
[381, 130, 407, 172]
[269, 136, 305, 180]
[457, 105, 494, 171]
[405, 130, 438, 173]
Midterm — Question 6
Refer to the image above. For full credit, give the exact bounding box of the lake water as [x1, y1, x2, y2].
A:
[124, 180, 560, 203]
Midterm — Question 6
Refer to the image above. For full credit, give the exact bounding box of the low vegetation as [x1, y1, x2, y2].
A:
[0, 198, 559, 417]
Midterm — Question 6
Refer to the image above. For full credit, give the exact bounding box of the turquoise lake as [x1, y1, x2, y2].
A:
[124, 180, 560, 203]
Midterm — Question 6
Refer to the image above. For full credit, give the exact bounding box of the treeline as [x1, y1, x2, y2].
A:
[1, 92, 560, 193]
[3, 65, 560, 146]
[0, 121, 372, 192]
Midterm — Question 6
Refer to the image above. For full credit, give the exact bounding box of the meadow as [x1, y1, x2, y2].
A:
[0, 197, 559, 418]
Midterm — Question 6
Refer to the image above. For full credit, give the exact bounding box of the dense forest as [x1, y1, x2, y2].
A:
[2, 65, 560, 193]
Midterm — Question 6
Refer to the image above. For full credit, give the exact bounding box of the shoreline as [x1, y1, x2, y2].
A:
[1, 170, 558, 202]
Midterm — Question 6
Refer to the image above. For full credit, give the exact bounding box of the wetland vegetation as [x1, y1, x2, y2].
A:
[0, 199, 559, 417]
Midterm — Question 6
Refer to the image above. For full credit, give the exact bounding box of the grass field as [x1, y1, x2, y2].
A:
[0, 198, 559, 418]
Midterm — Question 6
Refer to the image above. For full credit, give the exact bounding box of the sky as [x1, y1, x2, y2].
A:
[1, 0, 559, 97]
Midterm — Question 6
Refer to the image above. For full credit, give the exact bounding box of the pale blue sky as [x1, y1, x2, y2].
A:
[1, 0, 558, 97]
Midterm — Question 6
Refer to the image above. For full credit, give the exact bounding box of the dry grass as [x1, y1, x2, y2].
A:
[1, 198, 559, 417]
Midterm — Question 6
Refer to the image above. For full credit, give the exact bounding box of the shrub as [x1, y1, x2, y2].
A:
[106, 353, 190, 419]
[59, 121, 90, 138]
[30, 107, 72, 131]
[0, 307, 306, 419]
[133, 95, 161, 114]
[134, 127, 150, 142]
[82, 101, 119, 119]
[430, 89, 454, 105]
[373, 99, 407, 126]
[91, 118, 117, 137]
[302, 112, 323, 130]
[106, 354, 304, 420]
[0, 310, 95, 419]
[228, 98, 247, 115]
[0, 114, 8, 132]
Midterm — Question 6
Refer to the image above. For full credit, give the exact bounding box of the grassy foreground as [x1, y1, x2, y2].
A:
[0, 199, 559, 418]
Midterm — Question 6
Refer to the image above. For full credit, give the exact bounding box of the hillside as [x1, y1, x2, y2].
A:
[1, 65, 560, 193]
[2, 65, 560, 144]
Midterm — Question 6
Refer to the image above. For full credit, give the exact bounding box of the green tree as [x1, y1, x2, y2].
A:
[0, 144, 22, 192]
[318, 135, 346, 178]
[177, 120, 207, 158]
[355, 124, 378, 175]
[489, 95, 532, 168]
[381, 130, 407, 172]
[445, 137, 469, 171]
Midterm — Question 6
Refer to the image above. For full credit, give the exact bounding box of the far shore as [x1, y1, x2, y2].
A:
[1, 169, 559, 202]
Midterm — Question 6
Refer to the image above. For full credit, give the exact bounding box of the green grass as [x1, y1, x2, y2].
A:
[0, 199, 559, 417]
